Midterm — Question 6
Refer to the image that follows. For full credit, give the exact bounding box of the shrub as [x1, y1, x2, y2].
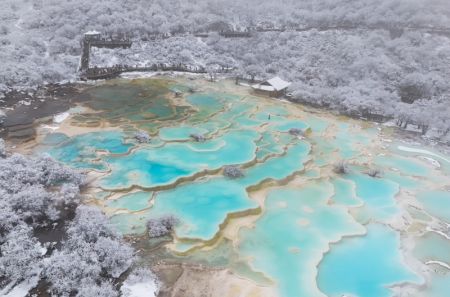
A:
[190, 133, 206, 142]
[333, 160, 349, 174]
[147, 215, 179, 238]
[134, 131, 151, 143]
[367, 168, 383, 178]
[288, 128, 304, 136]
[223, 165, 244, 179]
[43, 206, 134, 296]
[0, 151, 139, 296]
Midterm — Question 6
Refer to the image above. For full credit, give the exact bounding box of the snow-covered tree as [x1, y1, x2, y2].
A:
[147, 215, 179, 238]
[76, 281, 119, 297]
[0, 153, 85, 222]
[0, 151, 145, 296]
[44, 205, 134, 296]
[0, 224, 42, 285]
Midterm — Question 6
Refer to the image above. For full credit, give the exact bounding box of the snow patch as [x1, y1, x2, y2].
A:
[121, 269, 159, 297]
[41, 124, 59, 131]
[382, 120, 397, 127]
[397, 145, 450, 164]
[120, 72, 159, 79]
[53, 112, 70, 124]
[425, 260, 450, 270]
[85, 30, 101, 35]
[418, 156, 440, 168]
[121, 281, 159, 297]
[17, 100, 31, 106]
[0, 277, 39, 297]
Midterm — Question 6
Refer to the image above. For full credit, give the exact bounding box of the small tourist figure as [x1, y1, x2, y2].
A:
[268, 113, 271, 120]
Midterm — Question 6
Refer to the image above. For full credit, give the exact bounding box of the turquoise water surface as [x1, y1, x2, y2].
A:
[417, 191, 450, 223]
[317, 224, 419, 297]
[38, 78, 450, 297]
[238, 182, 365, 297]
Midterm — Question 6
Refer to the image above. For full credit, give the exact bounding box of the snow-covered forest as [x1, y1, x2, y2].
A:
[1, 0, 450, 142]
[0, 143, 158, 296]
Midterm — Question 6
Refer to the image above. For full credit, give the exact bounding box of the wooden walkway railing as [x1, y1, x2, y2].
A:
[80, 64, 221, 81]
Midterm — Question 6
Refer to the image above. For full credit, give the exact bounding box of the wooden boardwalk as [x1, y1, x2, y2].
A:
[79, 33, 132, 72]
[80, 64, 211, 81]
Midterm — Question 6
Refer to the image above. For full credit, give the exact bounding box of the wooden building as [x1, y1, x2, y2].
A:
[251, 76, 291, 97]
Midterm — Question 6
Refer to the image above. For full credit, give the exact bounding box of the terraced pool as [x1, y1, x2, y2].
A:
[35, 77, 450, 297]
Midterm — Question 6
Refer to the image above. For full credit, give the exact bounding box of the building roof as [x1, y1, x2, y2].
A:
[265, 77, 291, 91]
[85, 30, 101, 35]
[252, 76, 291, 92]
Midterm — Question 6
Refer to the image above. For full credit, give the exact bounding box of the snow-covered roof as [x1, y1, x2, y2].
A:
[252, 84, 275, 91]
[251, 76, 291, 92]
[85, 30, 101, 35]
[264, 76, 291, 91]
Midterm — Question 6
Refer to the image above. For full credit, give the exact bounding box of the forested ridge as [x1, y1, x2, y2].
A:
[1, 0, 450, 142]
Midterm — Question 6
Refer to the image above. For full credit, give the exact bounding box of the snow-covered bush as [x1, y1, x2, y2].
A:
[0, 138, 5, 157]
[0, 223, 43, 284]
[223, 165, 244, 179]
[333, 160, 349, 174]
[190, 133, 206, 142]
[43, 206, 134, 296]
[0, 200, 21, 241]
[0, 152, 86, 289]
[288, 128, 304, 136]
[0, 151, 142, 296]
[0, 153, 85, 222]
[147, 215, 179, 238]
[0, 153, 85, 191]
[43, 250, 103, 296]
[367, 168, 383, 178]
[134, 130, 151, 143]
[65, 205, 117, 243]
[76, 281, 119, 297]
[398, 73, 433, 103]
